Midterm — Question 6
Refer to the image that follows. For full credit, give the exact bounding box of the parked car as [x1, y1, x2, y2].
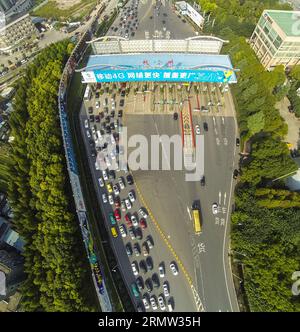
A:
[152, 273, 160, 288]
[119, 224, 127, 237]
[139, 259, 148, 274]
[145, 278, 153, 293]
[131, 261, 139, 276]
[158, 295, 166, 311]
[140, 218, 147, 229]
[138, 207, 148, 219]
[145, 256, 153, 270]
[125, 242, 133, 256]
[170, 262, 179, 276]
[212, 203, 218, 215]
[146, 235, 154, 249]
[163, 281, 170, 297]
[158, 263, 165, 278]
[128, 190, 135, 202]
[102, 193, 108, 203]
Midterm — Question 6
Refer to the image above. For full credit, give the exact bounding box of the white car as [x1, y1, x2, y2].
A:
[108, 194, 114, 205]
[121, 200, 126, 212]
[84, 119, 89, 129]
[142, 297, 150, 310]
[119, 224, 127, 238]
[195, 124, 201, 135]
[95, 101, 100, 109]
[102, 170, 108, 181]
[131, 261, 139, 276]
[86, 130, 91, 139]
[118, 177, 125, 190]
[125, 198, 132, 210]
[150, 296, 158, 310]
[131, 215, 138, 227]
[98, 177, 104, 187]
[163, 282, 170, 297]
[158, 295, 166, 311]
[138, 208, 148, 219]
[102, 193, 108, 204]
[113, 184, 120, 196]
[170, 262, 178, 276]
[128, 190, 135, 203]
[212, 203, 218, 215]
[159, 264, 165, 278]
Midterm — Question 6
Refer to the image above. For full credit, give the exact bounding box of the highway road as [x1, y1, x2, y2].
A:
[79, 88, 197, 312]
[78, 0, 240, 312]
[106, 0, 240, 312]
[125, 104, 239, 312]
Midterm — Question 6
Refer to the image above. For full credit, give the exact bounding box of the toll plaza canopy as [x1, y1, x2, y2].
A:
[79, 53, 237, 84]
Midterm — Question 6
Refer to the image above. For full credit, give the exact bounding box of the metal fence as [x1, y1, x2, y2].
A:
[58, 26, 113, 312]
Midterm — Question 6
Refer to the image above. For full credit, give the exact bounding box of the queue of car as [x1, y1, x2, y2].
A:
[85, 83, 177, 312]
[109, 0, 140, 39]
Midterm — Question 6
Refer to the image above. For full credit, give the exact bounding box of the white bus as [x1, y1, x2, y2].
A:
[84, 85, 92, 100]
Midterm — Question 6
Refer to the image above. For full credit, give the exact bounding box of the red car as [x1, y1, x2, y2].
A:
[140, 218, 147, 229]
[114, 209, 121, 221]
[114, 197, 120, 208]
[125, 213, 132, 227]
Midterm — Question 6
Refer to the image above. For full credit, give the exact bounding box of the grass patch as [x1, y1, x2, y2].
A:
[34, 0, 97, 21]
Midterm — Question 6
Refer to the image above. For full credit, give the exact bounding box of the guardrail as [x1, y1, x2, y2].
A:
[57, 21, 113, 312]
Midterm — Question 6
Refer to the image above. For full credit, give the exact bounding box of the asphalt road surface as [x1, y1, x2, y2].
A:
[79, 0, 240, 312]
[80, 89, 197, 312]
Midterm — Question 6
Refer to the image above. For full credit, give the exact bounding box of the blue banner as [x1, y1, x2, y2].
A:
[93, 69, 235, 83]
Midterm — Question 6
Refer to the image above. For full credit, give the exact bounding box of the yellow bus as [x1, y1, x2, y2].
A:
[192, 209, 202, 234]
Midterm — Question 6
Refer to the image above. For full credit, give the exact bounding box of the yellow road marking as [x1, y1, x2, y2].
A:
[133, 175, 205, 312]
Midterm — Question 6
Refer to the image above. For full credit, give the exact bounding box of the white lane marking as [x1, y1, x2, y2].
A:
[187, 206, 192, 220]
[216, 137, 220, 145]
[224, 137, 228, 146]
[215, 127, 218, 135]
[220, 218, 225, 226]
[223, 192, 227, 205]
[198, 242, 206, 253]
[213, 116, 216, 126]
[222, 116, 225, 125]
[219, 191, 221, 205]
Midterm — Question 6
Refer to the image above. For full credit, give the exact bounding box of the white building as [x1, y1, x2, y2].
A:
[175, 1, 204, 29]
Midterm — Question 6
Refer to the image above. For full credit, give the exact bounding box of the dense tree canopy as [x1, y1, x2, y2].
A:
[8, 41, 95, 311]
[198, 0, 300, 312]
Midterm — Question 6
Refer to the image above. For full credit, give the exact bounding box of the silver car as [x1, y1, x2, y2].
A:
[150, 295, 158, 310]
[138, 208, 148, 219]
[163, 281, 170, 297]
[158, 295, 166, 311]
[125, 198, 132, 210]
[131, 261, 139, 276]
[102, 193, 108, 204]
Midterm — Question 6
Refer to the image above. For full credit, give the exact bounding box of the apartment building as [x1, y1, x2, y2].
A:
[250, 10, 300, 69]
[0, 12, 38, 53]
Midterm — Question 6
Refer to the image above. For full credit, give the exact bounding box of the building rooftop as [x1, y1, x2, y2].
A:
[265, 10, 300, 36]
